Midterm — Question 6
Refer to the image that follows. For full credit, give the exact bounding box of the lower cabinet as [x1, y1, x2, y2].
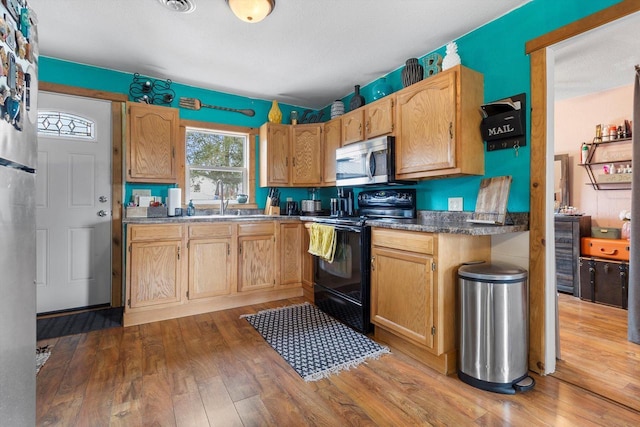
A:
[124, 221, 303, 326]
[370, 227, 490, 374]
[238, 223, 276, 292]
[127, 224, 184, 309]
[280, 222, 302, 286]
[301, 222, 314, 301]
[188, 223, 236, 299]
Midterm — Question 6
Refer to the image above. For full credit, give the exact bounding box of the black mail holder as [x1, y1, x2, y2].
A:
[481, 110, 524, 142]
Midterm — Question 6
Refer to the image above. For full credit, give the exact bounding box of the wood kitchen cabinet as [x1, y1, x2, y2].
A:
[238, 222, 276, 292]
[259, 122, 323, 187]
[322, 118, 341, 186]
[126, 102, 179, 183]
[279, 222, 302, 286]
[395, 65, 484, 180]
[124, 220, 304, 326]
[259, 123, 290, 186]
[370, 227, 490, 374]
[342, 96, 395, 145]
[187, 223, 236, 299]
[126, 224, 184, 309]
[301, 222, 314, 302]
[291, 123, 323, 186]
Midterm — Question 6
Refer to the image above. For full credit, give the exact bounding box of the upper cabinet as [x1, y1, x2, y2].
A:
[291, 124, 323, 186]
[260, 123, 290, 186]
[260, 122, 324, 187]
[342, 96, 395, 145]
[126, 102, 179, 183]
[323, 118, 342, 186]
[395, 66, 484, 180]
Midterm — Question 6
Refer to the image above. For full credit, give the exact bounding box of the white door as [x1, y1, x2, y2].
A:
[36, 93, 112, 313]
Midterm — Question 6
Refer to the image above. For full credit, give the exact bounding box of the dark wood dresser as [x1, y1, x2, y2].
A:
[554, 215, 591, 296]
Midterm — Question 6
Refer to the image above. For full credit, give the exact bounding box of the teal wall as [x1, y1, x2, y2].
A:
[39, 0, 622, 212]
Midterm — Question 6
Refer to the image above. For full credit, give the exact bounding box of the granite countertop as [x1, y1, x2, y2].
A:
[124, 209, 529, 235]
[302, 211, 529, 236]
[122, 208, 301, 224]
[368, 211, 528, 235]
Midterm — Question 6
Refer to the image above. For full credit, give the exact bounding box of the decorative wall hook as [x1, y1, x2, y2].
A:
[128, 73, 175, 105]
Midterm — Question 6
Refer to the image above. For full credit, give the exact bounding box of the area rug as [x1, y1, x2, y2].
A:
[36, 345, 51, 375]
[37, 307, 123, 341]
[241, 302, 389, 381]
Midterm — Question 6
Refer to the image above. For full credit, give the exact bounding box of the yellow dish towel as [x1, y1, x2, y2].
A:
[308, 223, 337, 263]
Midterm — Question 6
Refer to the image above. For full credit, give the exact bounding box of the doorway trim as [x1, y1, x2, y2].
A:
[526, 0, 640, 374]
[40, 82, 128, 307]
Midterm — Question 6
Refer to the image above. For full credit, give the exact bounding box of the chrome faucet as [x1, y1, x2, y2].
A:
[215, 179, 229, 215]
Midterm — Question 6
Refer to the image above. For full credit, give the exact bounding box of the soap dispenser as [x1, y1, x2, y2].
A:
[187, 200, 195, 216]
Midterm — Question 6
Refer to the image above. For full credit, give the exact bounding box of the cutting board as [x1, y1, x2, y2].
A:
[468, 176, 512, 225]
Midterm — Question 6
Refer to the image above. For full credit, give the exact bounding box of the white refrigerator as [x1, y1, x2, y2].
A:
[0, 1, 38, 424]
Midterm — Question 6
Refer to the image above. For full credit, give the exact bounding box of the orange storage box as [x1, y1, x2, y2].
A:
[581, 237, 630, 261]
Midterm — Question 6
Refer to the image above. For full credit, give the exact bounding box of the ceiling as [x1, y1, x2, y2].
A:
[553, 11, 640, 101]
[28, 0, 531, 109]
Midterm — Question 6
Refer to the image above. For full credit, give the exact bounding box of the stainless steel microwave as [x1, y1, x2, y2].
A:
[335, 136, 411, 186]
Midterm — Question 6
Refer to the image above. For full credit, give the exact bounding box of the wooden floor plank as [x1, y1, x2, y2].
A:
[35, 296, 640, 426]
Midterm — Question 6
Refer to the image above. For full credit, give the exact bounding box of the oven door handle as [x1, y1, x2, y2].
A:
[315, 223, 362, 233]
[365, 149, 375, 181]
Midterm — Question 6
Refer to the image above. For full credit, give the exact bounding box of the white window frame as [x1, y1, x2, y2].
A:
[185, 126, 250, 206]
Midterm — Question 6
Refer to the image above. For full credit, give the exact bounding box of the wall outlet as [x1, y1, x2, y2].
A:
[448, 197, 463, 211]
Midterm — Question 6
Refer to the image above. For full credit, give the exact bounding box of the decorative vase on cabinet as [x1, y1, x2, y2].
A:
[401, 58, 424, 88]
[371, 78, 392, 101]
[349, 85, 365, 111]
[330, 100, 345, 119]
[268, 100, 282, 124]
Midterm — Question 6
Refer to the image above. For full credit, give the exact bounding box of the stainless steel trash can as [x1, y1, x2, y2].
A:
[457, 261, 534, 394]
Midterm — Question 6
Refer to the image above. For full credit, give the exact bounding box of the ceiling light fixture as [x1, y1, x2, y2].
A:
[157, 0, 196, 13]
[226, 0, 275, 23]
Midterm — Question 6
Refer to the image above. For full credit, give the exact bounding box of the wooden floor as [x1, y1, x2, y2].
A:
[554, 292, 640, 413]
[37, 297, 640, 426]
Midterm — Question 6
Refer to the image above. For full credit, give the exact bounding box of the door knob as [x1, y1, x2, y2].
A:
[97, 210, 108, 217]
[99, 196, 108, 203]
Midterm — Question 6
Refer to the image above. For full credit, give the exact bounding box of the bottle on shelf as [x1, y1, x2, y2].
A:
[580, 142, 589, 164]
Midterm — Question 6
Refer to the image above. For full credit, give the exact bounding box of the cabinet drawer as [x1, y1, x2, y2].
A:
[238, 222, 274, 236]
[372, 228, 434, 254]
[581, 237, 629, 261]
[189, 223, 234, 239]
[129, 224, 183, 241]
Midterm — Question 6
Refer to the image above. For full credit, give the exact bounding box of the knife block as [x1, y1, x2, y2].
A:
[265, 206, 280, 216]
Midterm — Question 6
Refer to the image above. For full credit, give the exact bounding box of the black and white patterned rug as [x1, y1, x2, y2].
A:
[242, 302, 389, 382]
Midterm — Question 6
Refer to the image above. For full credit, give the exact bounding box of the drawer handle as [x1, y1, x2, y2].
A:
[599, 248, 618, 255]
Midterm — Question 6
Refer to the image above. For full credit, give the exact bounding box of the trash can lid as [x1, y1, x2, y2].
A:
[458, 261, 527, 281]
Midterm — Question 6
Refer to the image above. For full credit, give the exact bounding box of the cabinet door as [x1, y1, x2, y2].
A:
[129, 240, 182, 308]
[188, 238, 233, 299]
[301, 223, 313, 300]
[291, 124, 322, 186]
[395, 72, 456, 177]
[260, 123, 290, 186]
[238, 235, 276, 292]
[280, 223, 302, 285]
[342, 110, 365, 145]
[370, 246, 435, 351]
[127, 103, 179, 183]
[323, 118, 341, 186]
[365, 97, 394, 139]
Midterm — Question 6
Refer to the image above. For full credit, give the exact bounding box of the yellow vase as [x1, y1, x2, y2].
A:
[268, 100, 282, 124]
